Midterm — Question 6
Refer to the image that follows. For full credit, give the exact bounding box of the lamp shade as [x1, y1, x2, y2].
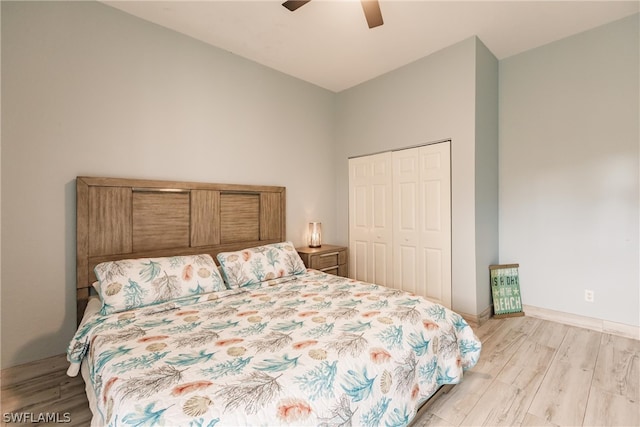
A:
[308, 222, 322, 248]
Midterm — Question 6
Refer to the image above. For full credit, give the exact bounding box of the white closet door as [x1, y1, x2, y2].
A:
[348, 152, 393, 287]
[393, 142, 451, 307]
[392, 148, 420, 294]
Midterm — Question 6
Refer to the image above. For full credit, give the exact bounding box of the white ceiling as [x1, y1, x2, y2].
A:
[103, 0, 639, 92]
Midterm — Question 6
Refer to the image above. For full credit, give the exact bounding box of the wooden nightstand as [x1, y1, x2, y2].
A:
[296, 244, 348, 278]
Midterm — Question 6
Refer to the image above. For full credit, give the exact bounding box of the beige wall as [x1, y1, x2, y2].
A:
[1, 1, 336, 368]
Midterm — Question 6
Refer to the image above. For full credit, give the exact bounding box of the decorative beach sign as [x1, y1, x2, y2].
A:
[489, 264, 524, 318]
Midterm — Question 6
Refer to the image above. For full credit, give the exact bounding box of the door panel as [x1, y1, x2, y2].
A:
[424, 180, 441, 231]
[418, 142, 451, 307]
[373, 242, 389, 286]
[399, 245, 417, 294]
[348, 152, 393, 285]
[393, 142, 451, 308]
[393, 148, 420, 293]
[424, 247, 443, 301]
[353, 240, 369, 280]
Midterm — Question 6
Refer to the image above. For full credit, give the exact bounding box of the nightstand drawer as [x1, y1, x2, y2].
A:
[310, 250, 346, 270]
[296, 244, 348, 278]
[319, 264, 348, 277]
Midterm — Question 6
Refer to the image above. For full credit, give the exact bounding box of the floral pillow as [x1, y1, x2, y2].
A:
[94, 254, 225, 315]
[217, 241, 306, 289]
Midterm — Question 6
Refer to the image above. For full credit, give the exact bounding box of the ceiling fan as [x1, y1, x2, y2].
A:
[282, 0, 384, 29]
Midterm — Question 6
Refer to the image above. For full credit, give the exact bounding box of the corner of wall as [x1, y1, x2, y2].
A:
[474, 36, 499, 315]
[0, 0, 4, 367]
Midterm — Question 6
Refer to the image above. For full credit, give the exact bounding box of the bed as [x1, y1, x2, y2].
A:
[68, 177, 481, 427]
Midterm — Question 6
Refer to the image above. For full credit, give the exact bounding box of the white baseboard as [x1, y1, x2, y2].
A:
[523, 304, 640, 341]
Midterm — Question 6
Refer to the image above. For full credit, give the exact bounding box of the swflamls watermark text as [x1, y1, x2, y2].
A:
[3, 412, 71, 423]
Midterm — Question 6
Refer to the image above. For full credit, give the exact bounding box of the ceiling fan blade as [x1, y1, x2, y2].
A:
[282, 0, 311, 12]
[361, 0, 383, 28]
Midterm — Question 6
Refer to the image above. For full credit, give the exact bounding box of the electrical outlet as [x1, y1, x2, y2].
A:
[584, 289, 594, 302]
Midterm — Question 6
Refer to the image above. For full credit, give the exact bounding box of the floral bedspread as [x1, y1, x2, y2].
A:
[68, 270, 481, 427]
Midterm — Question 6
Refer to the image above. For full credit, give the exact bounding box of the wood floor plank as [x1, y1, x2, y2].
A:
[459, 379, 523, 426]
[471, 324, 528, 376]
[500, 339, 556, 378]
[426, 369, 495, 425]
[593, 333, 640, 403]
[521, 412, 560, 426]
[583, 386, 640, 427]
[527, 360, 593, 426]
[0, 368, 80, 413]
[0, 355, 69, 386]
[528, 318, 570, 349]
[1, 383, 61, 414]
[472, 317, 505, 341]
[489, 342, 556, 426]
[23, 378, 87, 413]
[554, 326, 601, 370]
[22, 389, 90, 426]
[502, 315, 542, 337]
[411, 411, 456, 427]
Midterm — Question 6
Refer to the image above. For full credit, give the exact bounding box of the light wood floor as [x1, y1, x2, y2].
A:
[416, 315, 640, 427]
[1, 315, 638, 426]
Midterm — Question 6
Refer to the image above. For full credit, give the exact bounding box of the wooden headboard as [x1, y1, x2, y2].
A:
[76, 176, 286, 324]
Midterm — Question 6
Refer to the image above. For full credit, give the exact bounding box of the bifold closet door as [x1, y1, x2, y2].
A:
[348, 152, 393, 287]
[393, 142, 451, 308]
